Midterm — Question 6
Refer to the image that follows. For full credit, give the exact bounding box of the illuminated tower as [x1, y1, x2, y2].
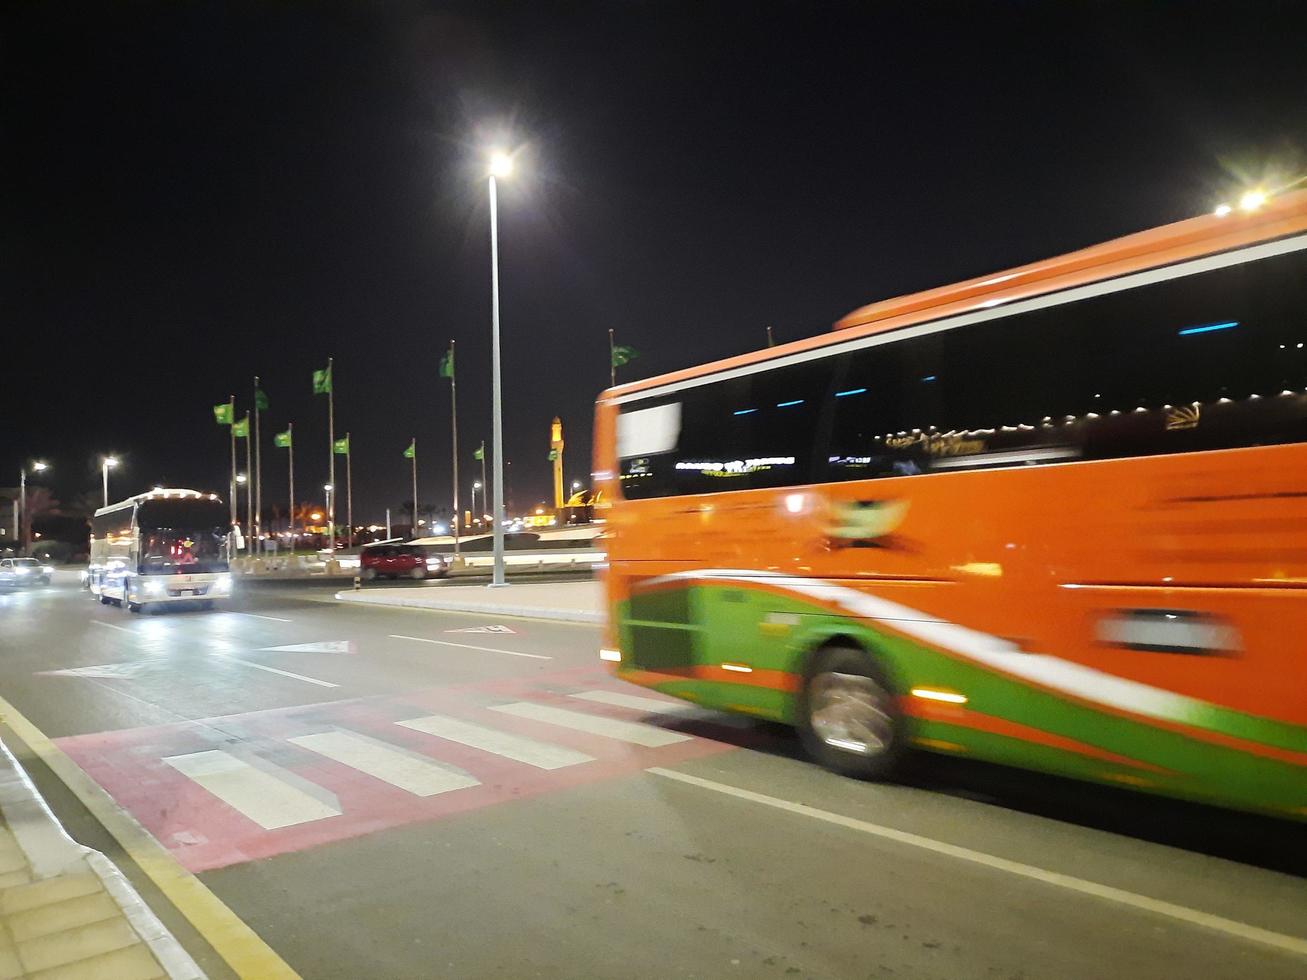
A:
[551, 416, 565, 510]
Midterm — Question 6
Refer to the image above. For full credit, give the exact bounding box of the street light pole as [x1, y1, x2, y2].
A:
[101, 457, 118, 508]
[488, 152, 512, 587]
[19, 461, 48, 557]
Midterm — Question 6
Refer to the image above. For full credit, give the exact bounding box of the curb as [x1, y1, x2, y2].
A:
[0, 735, 205, 979]
[332, 590, 603, 624]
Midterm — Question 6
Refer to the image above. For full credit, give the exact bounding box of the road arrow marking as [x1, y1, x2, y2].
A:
[259, 640, 354, 654]
[443, 624, 519, 634]
[42, 662, 157, 680]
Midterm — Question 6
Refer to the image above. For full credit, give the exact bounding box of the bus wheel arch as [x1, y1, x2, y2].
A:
[797, 637, 907, 780]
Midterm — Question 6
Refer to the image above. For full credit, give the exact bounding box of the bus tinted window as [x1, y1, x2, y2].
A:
[619, 359, 830, 498]
[826, 246, 1307, 479]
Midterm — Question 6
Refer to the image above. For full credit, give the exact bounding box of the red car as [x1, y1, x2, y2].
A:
[359, 543, 446, 581]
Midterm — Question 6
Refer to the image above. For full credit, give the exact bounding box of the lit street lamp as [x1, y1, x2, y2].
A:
[18, 460, 49, 556]
[471, 480, 482, 528]
[323, 484, 334, 547]
[101, 456, 118, 507]
[487, 148, 513, 587]
[571, 480, 582, 493]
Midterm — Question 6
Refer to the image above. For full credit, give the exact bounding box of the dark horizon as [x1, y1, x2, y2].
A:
[5, 1, 1306, 525]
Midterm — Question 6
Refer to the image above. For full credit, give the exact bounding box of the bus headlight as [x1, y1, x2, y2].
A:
[213, 574, 232, 594]
[144, 579, 164, 595]
[41, 566, 54, 575]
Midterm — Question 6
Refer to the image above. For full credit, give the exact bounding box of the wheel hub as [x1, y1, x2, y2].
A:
[809, 670, 893, 755]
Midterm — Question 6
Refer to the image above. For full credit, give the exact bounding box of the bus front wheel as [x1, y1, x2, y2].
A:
[798, 645, 905, 780]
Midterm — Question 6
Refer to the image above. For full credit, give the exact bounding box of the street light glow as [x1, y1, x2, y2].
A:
[323, 483, 334, 492]
[473, 481, 482, 490]
[1213, 202, 1232, 217]
[103, 457, 119, 468]
[32, 461, 48, 472]
[1239, 189, 1268, 211]
[489, 151, 513, 178]
[235, 473, 248, 485]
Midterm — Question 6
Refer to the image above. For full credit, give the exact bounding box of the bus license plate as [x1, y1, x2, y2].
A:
[179, 589, 194, 597]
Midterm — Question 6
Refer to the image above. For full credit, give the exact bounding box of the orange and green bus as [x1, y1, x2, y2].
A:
[594, 190, 1307, 819]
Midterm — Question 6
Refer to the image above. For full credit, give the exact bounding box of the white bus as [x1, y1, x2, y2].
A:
[88, 489, 233, 612]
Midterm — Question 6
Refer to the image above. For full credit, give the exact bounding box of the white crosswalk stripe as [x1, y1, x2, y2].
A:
[289, 730, 480, 796]
[396, 714, 595, 770]
[490, 702, 692, 747]
[163, 750, 341, 829]
[569, 690, 752, 727]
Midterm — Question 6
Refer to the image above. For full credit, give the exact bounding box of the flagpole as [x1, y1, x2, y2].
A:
[449, 340, 460, 556]
[288, 422, 295, 549]
[253, 376, 262, 554]
[411, 437, 418, 539]
[480, 442, 487, 521]
[243, 412, 253, 550]
[609, 328, 616, 388]
[228, 395, 236, 531]
[345, 432, 353, 550]
[327, 355, 335, 556]
[766, 325, 775, 347]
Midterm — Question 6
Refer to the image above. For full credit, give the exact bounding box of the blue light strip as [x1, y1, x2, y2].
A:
[921, 375, 937, 382]
[776, 399, 805, 408]
[1178, 320, 1238, 336]
[733, 408, 757, 416]
[835, 387, 867, 398]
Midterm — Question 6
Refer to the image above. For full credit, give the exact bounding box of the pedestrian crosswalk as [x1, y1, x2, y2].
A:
[396, 714, 595, 770]
[58, 684, 743, 871]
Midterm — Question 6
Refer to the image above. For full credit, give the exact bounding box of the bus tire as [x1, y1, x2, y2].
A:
[99, 594, 111, 605]
[798, 644, 905, 780]
[127, 602, 141, 613]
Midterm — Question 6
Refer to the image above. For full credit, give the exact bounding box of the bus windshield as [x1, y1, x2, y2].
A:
[137, 499, 230, 574]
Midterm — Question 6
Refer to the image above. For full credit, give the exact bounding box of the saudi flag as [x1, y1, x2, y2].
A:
[274, 429, 292, 449]
[548, 449, 558, 461]
[473, 442, 484, 461]
[334, 436, 350, 455]
[254, 387, 269, 412]
[611, 344, 638, 368]
[232, 417, 250, 438]
[439, 346, 454, 379]
[312, 363, 333, 395]
[403, 440, 416, 459]
[213, 402, 234, 425]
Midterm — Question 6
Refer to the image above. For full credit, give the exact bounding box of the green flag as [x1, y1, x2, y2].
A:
[611, 344, 638, 368]
[439, 346, 454, 379]
[254, 387, 269, 412]
[403, 440, 415, 460]
[213, 402, 234, 425]
[334, 436, 350, 455]
[232, 417, 249, 438]
[312, 363, 333, 395]
[274, 429, 292, 449]
[473, 442, 484, 461]
[548, 449, 558, 462]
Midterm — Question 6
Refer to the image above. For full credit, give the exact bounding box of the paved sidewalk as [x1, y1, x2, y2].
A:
[0, 738, 203, 979]
[334, 580, 603, 623]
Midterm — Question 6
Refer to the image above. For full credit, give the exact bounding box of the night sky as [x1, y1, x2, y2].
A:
[5, 1, 1306, 527]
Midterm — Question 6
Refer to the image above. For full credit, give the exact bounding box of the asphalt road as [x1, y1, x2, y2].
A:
[1, 573, 1304, 979]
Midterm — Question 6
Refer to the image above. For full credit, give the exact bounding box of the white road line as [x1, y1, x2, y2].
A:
[397, 714, 595, 770]
[570, 690, 700, 715]
[163, 750, 340, 830]
[234, 613, 294, 623]
[289, 730, 480, 796]
[388, 634, 552, 660]
[90, 620, 133, 633]
[226, 658, 339, 688]
[648, 768, 1307, 959]
[491, 702, 691, 747]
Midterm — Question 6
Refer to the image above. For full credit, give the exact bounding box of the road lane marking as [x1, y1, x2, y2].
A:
[491, 702, 691, 747]
[289, 731, 480, 796]
[90, 620, 133, 633]
[0, 693, 300, 978]
[164, 750, 341, 830]
[397, 714, 595, 770]
[226, 658, 340, 688]
[43, 662, 157, 680]
[648, 768, 1307, 959]
[235, 613, 294, 623]
[260, 640, 352, 653]
[570, 690, 700, 715]
[388, 634, 551, 660]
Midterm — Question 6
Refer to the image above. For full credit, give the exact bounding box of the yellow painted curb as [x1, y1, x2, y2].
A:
[0, 693, 299, 979]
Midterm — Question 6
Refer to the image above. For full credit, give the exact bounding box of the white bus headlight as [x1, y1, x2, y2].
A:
[41, 566, 54, 575]
[144, 579, 164, 595]
[14, 567, 28, 576]
[213, 574, 232, 594]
